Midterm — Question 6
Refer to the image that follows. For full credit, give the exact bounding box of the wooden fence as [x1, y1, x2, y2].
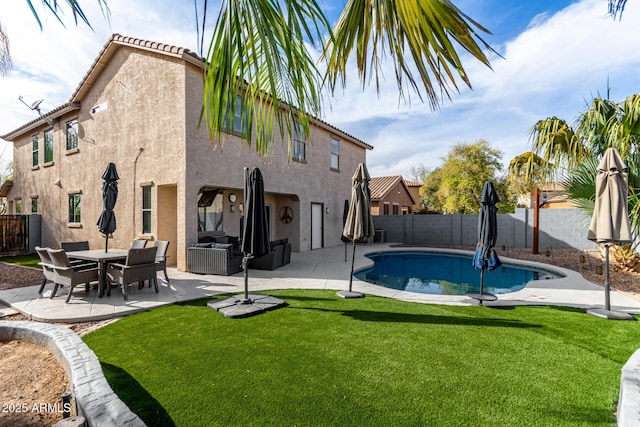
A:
[0, 215, 29, 256]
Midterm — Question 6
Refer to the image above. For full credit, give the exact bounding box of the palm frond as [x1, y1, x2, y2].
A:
[609, 0, 627, 20]
[559, 156, 599, 214]
[26, 0, 110, 31]
[322, 0, 495, 110]
[202, 0, 331, 155]
[529, 117, 586, 173]
[0, 21, 11, 76]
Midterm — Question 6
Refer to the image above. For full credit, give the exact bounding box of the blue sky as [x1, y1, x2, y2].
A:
[1, 0, 639, 180]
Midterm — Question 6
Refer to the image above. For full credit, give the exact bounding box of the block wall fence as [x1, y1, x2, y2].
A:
[372, 208, 595, 250]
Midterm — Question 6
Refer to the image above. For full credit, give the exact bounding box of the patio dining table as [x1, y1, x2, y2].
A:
[67, 249, 128, 297]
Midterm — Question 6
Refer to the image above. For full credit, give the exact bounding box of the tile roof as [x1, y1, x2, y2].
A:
[369, 175, 416, 204]
[3, 34, 372, 151]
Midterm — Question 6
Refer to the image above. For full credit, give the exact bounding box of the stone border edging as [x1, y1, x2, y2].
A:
[618, 348, 640, 427]
[0, 320, 145, 427]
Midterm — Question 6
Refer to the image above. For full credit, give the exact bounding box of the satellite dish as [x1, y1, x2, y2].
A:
[30, 99, 44, 110]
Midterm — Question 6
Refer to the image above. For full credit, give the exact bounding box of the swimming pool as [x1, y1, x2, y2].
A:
[354, 251, 564, 295]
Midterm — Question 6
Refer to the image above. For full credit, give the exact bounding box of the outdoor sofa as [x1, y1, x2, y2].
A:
[248, 238, 292, 271]
[187, 242, 243, 276]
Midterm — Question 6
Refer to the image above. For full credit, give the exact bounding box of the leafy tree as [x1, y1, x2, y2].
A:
[423, 140, 506, 214]
[421, 166, 444, 212]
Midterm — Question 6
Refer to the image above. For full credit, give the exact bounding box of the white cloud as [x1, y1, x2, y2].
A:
[323, 0, 640, 178]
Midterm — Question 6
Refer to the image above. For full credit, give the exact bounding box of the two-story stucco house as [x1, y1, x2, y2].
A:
[1, 34, 372, 271]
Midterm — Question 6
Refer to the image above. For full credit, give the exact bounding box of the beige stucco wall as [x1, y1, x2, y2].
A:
[6, 42, 369, 271]
[8, 46, 187, 261]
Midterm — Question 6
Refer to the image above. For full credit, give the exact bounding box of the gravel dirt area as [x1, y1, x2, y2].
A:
[1, 248, 639, 426]
[0, 262, 114, 426]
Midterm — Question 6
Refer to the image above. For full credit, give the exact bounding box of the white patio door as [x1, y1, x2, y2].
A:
[311, 203, 323, 250]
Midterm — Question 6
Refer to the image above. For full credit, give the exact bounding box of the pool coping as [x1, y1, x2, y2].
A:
[351, 247, 640, 313]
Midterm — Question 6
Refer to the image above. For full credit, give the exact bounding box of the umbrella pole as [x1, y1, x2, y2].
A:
[348, 240, 356, 292]
[241, 256, 251, 304]
[605, 244, 611, 311]
[479, 268, 485, 296]
[105, 234, 109, 253]
[344, 242, 347, 262]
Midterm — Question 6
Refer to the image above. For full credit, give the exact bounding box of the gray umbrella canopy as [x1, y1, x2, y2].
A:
[340, 163, 374, 297]
[586, 147, 633, 319]
[240, 167, 269, 302]
[96, 163, 119, 252]
[587, 147, 632, 245]
[470, 181, 501, 301]
[343, 163, 374, 243]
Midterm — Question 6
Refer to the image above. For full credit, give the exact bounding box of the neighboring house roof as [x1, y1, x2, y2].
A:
[2, 34, 372, 151]
[369, 176, 416, 204]
[404, 179, 421, 187]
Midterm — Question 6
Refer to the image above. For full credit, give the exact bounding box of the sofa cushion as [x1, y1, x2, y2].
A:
[212, 243, 233, 252]
[281, 237, 289, 245]
[214, 236, 230, 244]
[191, 242, 212, 248]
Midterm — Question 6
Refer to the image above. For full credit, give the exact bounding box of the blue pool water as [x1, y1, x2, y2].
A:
[354, 251, 563, 295]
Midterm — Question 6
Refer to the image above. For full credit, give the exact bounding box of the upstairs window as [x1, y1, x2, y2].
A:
[330, 137, 340, 170]
[32, 135, 39, 167]
[223, 95, 244, 135]
[68, 193, 81, 223]
[293, 122, 306, 161]
[142, 186, 152, 234]
[31, 197, 38, 213]
[66, 119, 78, 150]
[44, 129, 54, 163]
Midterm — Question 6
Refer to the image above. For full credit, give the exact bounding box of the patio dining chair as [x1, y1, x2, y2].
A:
[60, 241, 90, 251]
[153, 240, 170, 283]
[35, 246, 57, 297]
[47, 249, 99, 303]
[130, 239, 147, 249]
[106, 247, 158, 300]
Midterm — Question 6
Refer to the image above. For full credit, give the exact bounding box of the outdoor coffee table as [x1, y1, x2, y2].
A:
[67, 249, 128, 297]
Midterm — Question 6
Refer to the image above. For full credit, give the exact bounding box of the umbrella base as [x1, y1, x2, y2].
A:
[208, 294, 286, 318]
[586, 308, 634, 320]
[336, 290, 365, 299]
[467, 292, 497, 305]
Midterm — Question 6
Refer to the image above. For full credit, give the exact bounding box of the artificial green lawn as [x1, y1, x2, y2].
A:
[0, 253, 40, 268]
[83, 289, 640, 426]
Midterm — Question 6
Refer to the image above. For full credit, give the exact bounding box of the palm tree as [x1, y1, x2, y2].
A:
[203, 0, 495, 155]
[530, 94, 640, 251]
[507, 151, 555, 197]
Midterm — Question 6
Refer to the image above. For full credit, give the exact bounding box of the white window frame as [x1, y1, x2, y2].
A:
[330, 137, 340, 170]
[66, 119, 78, 150]
[293, 122, 306, 161]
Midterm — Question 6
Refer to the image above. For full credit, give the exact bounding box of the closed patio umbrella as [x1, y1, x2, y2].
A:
[468, 181, 501, 304]
[586, 147, 633, 320]
[96, 163, 119, 252]
[208, 167, 285, 317]
[240, 167, 270, 303]
[338, 163, 374, 299]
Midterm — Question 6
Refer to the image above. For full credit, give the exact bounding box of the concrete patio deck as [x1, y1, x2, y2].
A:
[1, 243, 639, 322]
